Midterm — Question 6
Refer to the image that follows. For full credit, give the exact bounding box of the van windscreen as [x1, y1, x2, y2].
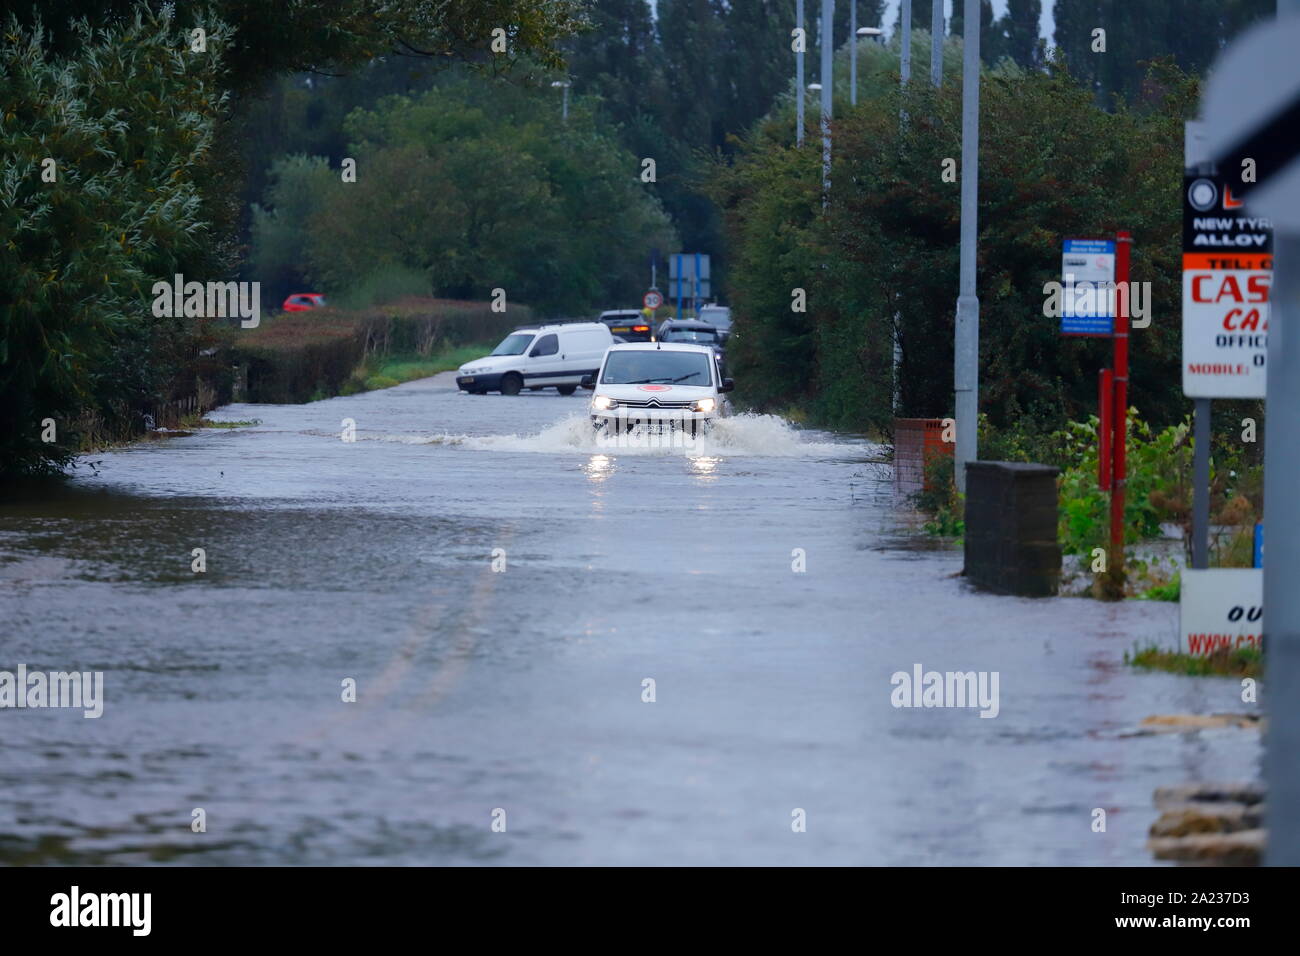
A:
[491, 332, 536, 356]
[601, 350, 713, 386]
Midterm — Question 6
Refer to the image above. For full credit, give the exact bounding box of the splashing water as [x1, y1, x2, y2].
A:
[426, 412, 877, 458]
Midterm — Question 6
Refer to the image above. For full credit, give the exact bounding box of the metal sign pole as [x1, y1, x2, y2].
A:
[1192, 398, 1211, 568]
[1108, 231, 1132, 591]
[953, 0, 981, 492]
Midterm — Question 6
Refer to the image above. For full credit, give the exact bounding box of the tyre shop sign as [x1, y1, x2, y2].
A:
[1181, 168, 1273, 398]
[1179, 568, 1263, 656]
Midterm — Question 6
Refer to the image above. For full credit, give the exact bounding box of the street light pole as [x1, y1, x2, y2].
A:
[931, 0, 943, 87]
[850, 0, 857, 106]
[901, 0, 912, 86]
[820, 0, 834, 202]
[953, 0, 981, 492]
[797, 0, 806, 145]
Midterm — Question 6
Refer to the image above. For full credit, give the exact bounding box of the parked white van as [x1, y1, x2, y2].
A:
[456, 322, 613, 395]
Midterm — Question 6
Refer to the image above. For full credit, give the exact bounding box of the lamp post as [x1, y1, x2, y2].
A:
[901, 0, 912, 87]
[550, 79, 570, 122]
[853, 26, 883, 106]
[931, 0, 943, 87]
[953, 0, 981, 491]
[796, 0, 806, 145]
[819, 0, 834, 202]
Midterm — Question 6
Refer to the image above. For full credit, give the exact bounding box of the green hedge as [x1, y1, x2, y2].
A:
[230, 297, 529, 403]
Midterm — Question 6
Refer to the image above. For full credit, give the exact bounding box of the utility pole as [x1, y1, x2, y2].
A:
[850, 0, 857, 106]
[901, 0, 912, 86]
[931, 0, 943, 87]
[820, 0, 834, 201]
[893, 1, 913, 413]
[797, 0, 806, 145]
[953, 0, 981, 491]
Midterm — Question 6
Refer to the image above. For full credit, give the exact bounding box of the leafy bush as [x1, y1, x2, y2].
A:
[231, 298, 526, 402]
[708, 47, 1195, 439]
[0, 8, 235, 476]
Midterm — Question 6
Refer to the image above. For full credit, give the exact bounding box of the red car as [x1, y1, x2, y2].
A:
[282, 293, 328, 312]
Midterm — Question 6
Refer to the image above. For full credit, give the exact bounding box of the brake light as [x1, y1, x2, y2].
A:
[633, 325, 649, 332]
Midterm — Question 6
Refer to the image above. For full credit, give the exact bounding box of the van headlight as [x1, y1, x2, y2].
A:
[693, 398, 716, 413]
[592, 395, 617, 410]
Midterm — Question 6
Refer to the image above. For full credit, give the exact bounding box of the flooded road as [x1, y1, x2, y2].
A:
[0, 373, 1258, 865]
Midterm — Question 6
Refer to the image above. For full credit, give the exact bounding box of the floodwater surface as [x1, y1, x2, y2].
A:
[0, 373, 1257, 864]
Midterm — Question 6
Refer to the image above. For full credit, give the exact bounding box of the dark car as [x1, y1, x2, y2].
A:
[598, 309, 653, 342]
[656, 319, 725, 351]
[656, 319, 728, 378]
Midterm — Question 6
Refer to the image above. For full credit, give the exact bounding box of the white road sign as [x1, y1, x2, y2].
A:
[1179, 568, 1263, 657]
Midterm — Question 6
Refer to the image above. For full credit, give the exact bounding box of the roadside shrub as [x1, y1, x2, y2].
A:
[231, 297, 528, 402]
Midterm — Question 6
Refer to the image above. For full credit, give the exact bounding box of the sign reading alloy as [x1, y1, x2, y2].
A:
[1181, 164, 1273, 398]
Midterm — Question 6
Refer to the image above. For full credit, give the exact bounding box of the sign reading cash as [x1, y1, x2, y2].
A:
[1181, 142, 1273, 398]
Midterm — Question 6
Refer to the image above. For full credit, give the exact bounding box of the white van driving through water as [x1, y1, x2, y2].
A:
[584, 342, 733, 436]
[457, 322, 613, 395]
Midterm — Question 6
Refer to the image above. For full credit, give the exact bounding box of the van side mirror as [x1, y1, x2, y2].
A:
[580, 374, 595, 388]
[720, 378, 735, 393]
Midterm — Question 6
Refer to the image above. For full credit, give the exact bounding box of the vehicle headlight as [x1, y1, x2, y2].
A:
[693, 398, 716, 413]
[592, 395, 617, 410]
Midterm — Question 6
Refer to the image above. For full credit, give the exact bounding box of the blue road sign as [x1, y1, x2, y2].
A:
[1061, 239, 1116, 336]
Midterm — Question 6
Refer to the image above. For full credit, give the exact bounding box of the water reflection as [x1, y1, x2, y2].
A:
[583, 454, 614, 483]
[688, 456, 721, 481]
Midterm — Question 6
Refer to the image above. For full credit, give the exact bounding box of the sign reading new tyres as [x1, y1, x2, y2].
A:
[1182, 171, 1273, 398]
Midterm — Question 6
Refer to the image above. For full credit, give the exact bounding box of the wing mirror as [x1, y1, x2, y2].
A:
[580, 374, 595, 388]
[720, 378, 735, 393]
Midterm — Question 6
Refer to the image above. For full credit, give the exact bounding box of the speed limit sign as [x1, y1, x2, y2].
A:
[643, 290, 663, 310]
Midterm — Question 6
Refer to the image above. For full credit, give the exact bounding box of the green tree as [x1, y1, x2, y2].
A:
[710, 53, 1198, 438]
[302, 77, 677, 314]
[1001, 0, 1042, 71]
[1054, 0, 1272, 108]
[249, 155, 337, 302]
[1, 9, 234, 475]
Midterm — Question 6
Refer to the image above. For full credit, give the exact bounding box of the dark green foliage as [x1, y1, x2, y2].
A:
[709, 50, 1199, 440]
[1053, 0, 1272, 108]
[1, 8, 234, 475]
[249, 74, 678, 316]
